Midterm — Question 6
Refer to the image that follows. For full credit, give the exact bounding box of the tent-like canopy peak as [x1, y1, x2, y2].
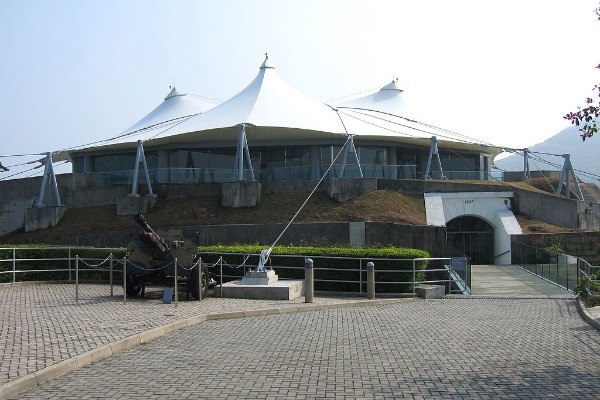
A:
[261, 53, 275, 69]
[380, 79, 403, 92]
[164, 87, 186, 100]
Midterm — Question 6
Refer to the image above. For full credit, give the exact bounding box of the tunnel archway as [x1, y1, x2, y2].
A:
[446, 216, 494, 264]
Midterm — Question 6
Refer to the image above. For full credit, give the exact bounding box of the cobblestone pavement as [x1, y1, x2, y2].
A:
[9, 294, 600, 399]
[0, 283, 374, 388]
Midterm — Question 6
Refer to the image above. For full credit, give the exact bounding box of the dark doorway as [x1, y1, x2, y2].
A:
[446, 216, 494, 264]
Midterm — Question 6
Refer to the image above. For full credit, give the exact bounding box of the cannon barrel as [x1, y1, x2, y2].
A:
[134, 214, 169, 253]
[134, 214, 152, 231]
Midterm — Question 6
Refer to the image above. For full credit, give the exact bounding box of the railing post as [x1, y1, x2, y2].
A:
[556, 254, 559, 287]
[305, 258, 314, 303]
[12, 248, 16, 284]
[174, 258, 178, 307]
[197, 258, 202, 302]
[109, 253, 114, 296]
[75, 255, 79, 302]
[220, 256, 223, 298]
[412, 259, 417, 294]
[68, 248, 72, 281]
[367, 261, 375, 300]
[359, 258, 363, 294]
[123, 257, 127, 304]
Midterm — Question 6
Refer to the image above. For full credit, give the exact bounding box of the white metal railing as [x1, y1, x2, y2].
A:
[0, 247, 123, 283]
[199, 252, 470, 295]
[1, 247, 471, 296]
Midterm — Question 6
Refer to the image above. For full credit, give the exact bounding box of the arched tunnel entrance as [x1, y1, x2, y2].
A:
[446, 216, 494, 264]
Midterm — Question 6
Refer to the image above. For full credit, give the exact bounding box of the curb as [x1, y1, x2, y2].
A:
[0, 297, 409, 400]
[575, 295, 600, 331]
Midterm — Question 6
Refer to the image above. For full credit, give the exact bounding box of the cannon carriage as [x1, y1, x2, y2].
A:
[124, 214, 209, 300]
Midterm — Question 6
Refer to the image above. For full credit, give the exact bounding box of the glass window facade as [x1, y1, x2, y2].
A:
[70, 142, 492, 184]
[92, 153, 157, 172]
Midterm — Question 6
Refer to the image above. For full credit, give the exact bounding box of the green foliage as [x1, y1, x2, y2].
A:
[543, 244, 565, 254]
[199, 244, 430, 294]
[574, 269, 600, 307]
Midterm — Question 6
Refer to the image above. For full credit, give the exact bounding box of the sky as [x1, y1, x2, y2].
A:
[1, 0, 599, 178]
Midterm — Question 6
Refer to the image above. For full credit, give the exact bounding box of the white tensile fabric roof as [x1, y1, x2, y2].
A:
[169, 55, 346, 135]
[334, 79, 408, 116]
[120, 87, 218, 137]
[73, 55, 500, 155]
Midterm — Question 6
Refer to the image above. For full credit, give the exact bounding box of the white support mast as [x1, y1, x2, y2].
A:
[556, 154, 584, 202]
[522, 148, 531, 180]
[131, 140, 154, 196]
[234, 123, 256, 181]
[36, 152, 62, 207]
[339, 134, 363, 178]
[424, 136, 445, 180]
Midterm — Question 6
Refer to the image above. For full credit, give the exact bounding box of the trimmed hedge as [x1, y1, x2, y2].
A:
[1, 244, 430, 294]
[199, 245, 429, 293]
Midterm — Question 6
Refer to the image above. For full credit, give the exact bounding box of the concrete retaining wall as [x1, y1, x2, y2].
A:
[365, 222, 451, 258]
[198, 223, 350, 246]
[24, 206, 66, 232]
[0, 197, 35, 236]
[62, 186, 131, 208]
[116, 195, 158, 216]
[221, 182, 261, 208]
[512, 188, 579, 228]
[323, 178, 378, 202]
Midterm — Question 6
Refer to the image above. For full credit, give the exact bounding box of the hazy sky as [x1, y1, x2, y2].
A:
[1, 0, 599, 177]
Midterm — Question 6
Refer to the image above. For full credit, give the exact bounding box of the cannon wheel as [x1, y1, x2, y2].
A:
[190, 265, 209, 300]
[125, 274, 143, 297]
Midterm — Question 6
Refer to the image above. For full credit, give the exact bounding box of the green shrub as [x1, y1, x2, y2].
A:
[1, 244, 430, 294]
[199, 244, 429, 293]
[574, 269, 600, 307]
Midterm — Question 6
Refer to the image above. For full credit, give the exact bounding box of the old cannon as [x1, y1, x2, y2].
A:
[124, 214, 209, 300]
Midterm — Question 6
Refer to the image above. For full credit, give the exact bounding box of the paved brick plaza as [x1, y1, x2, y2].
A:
[2, 282, 599, 399]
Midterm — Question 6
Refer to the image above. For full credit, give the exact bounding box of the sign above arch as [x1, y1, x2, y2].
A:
[424, 192, 522, 265]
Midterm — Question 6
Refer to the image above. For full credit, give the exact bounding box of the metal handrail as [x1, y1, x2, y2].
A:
[511, 242, 579, 291]
[1, 247, 471, 296]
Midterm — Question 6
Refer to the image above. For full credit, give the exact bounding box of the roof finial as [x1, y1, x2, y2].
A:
[380, 79, 403, 92]
[260, 53, 274, 69]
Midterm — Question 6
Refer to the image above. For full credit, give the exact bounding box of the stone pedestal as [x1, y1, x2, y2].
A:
[214, 279, 304, 300]
[415, 284, 445, 299]
[240, 269, 279, 285]
[215, 269, 304, 300]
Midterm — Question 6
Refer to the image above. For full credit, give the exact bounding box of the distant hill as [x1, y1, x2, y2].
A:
[494, 124, 600, 182]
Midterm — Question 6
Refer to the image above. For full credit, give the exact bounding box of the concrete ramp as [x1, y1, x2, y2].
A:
[470, 265, 574, 297]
